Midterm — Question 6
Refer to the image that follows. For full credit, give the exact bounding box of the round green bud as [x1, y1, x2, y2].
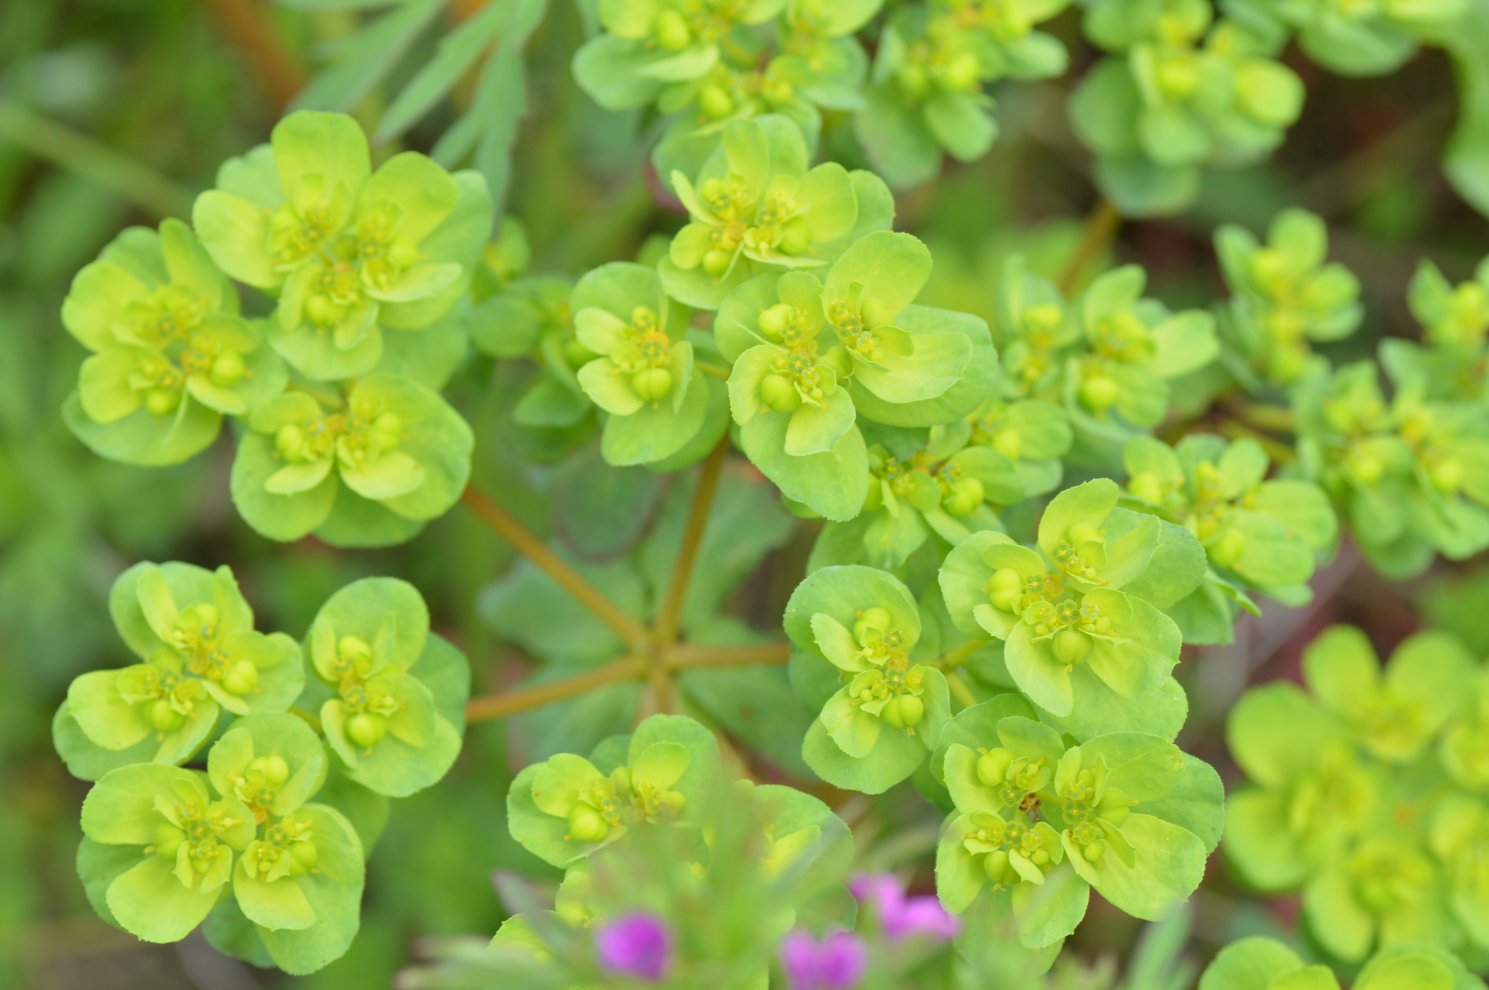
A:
[853, 607, 892, 644]
[758, 304, 793, 340]
[861, 298, 898, 329]
[1128, 471, 1165, 504]
[373, 411, 403, 438]
[1078, 374, 1120, 413]
[976, 747, 1014, 787]
[154, 822, 186, 858]
[567, 804, 611, 843]
[148, 699, 186, 733]
[935, 51, 980, 92]
[1024, 303, 1063, 335]
[387, 239, 421, 269]
[222, 660, 259, 696]
[699, 177, 727, 202]
[991, 427, 1021, 462]
[1099, 788, 1131, 825]
[896, 62, 929, 99]
[1052, 629, 1092, 666]
[698, 84, 733, 120]
[276, 424, 307, 460]
[882, 694, 925, 728]
[702, 248, 733, 278]
[653, 9, 692, 51]
[632, 367, 675, 403]
[760, 373, 801, 412]
[778, 217, 810, 256]
[1346, 446, 1385, 487]
[1430, 457, 1465, 496]
[1156, 56, 1199, 99]
[988, 568, 1023, 611]
[1083, 841, 1105, 863]
[261, 754, 290, 787]
[1249, 248, 1290, 294]
[1209, 529, 1246, 569]
[305, 294, 345, 328]
[209, 351, 245, 387]
[944, 477, 985, 517]
[339, 635, 372, 666]
[289, 841, 318, 874]
[983, 849, 1014, 884]
[145, 388, 180, 417]
[345, 711, 388, 749]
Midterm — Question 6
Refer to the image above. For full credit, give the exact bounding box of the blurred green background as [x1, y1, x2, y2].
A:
[1, 1, 1485, 987]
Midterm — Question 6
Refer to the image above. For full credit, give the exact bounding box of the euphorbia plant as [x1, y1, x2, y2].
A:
[35, 1, 1489, 986]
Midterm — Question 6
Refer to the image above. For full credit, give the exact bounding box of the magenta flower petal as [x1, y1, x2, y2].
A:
[780, 929, 866, 990]
[596, 913, 672, 981]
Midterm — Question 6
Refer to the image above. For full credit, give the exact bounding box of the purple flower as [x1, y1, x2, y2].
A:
[849, 873, 961, 942]
[780, 930, 867, 990]
[596, 913, 672, 981]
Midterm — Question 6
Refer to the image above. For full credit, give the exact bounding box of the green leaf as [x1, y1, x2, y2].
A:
[256, 804, 366, 975]
[1197, 936, 1307, 990]
[739, 413, 868, 521]
[1086, 813, 1207, 920]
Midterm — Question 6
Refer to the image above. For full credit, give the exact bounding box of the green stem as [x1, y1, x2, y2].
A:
[0, 100, 194, 219]
[940, 637, 989, 672]
[1056, 198, 1122, 297]
[947, 671, 978, 709]
[290, 706, 323, 733]
[466, 657, 649, 723]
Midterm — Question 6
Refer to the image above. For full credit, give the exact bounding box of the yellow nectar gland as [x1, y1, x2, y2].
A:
[247, 815, 319, 881]
[275, 400, 405, 470]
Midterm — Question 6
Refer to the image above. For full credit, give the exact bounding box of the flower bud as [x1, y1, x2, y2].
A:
[943, 477, 985, 517]
[148, 699, 186, 732]
[346, 711, 388, 749]
[1052, 629, 1091, 666]
[988, 568, 1023, 611]
[778, 217, 810, 255]
[758, 303, 793, 340]
[1078, 374, 1119, 413]
[209, 351, 245, 387]
[653, 9, 691, 52]
[702, 248, 733, 278]
[1128, 471, 1165, 504]
[568, 804, 612, 843]
[1156, 56, 1198, 99]
[1068, 522, 1100, 546]
[276, 424, 307, 461]
[145, 388, 180, 417]
[222, 660, 259, 696]
[882, 694, 924, 729]
[289, 840, 319, 874]
[1083, 841, 1105, 863]
[819, 346, 853, 379]
[991, 427, 1021, 462]
[632, 367, 674, 403]
[853, 607, 892, 644]
[760, 373, 801, 412]
[261, 754, 290, 787]
[698, 84, 733, 120]
[976, 747, 1013, 787]
[982, 849, 1014, 884]
[935, 51, 980, 92]
[1346, 446, 1385, 487]
[372, 411, 403, 445]
[699, 177, 726, 203]
[1429, 457, 1465, 496]
[338, 635, 372, 666]
[1209, 529, 1246, 569]
[305, 294, 345, 328]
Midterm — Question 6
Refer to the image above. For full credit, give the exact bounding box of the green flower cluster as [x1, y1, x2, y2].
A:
[1123, 433, 1337, 643]
[990, 257, 1217, 471]
[1216, 208, 1363, 386]
[467, 220, 597, 456]
[810, 397, 1071, 570]
[939, 479, 1206, 738]
[54, 564, 469, 972]
[1199, 936, 1486, 990]
[1226, 625, 1489, 963]
[1380, 257, 1489, 405]
[1071, 2, 1304, 216]
[79, 717, 364, 973]
[62, 110, 491, 547]
[574, 0, 883, 179]
[856, 0, 1073, 187]
[1294, 360, 1489, 578]
[784, 565, 952, 792]
[1228, 0, 1470, 76]
[934, 702, 1223, 954]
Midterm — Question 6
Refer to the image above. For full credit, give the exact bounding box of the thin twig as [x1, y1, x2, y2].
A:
[0, 100, 193, 219]
[655, 440, 730, 647]
[1057, 198, 1123, 297]
[466, 657, 648, 723]
[666, 642, 791, 669]
[460, 484, 651, 647]
[290, 705, 323, 733]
